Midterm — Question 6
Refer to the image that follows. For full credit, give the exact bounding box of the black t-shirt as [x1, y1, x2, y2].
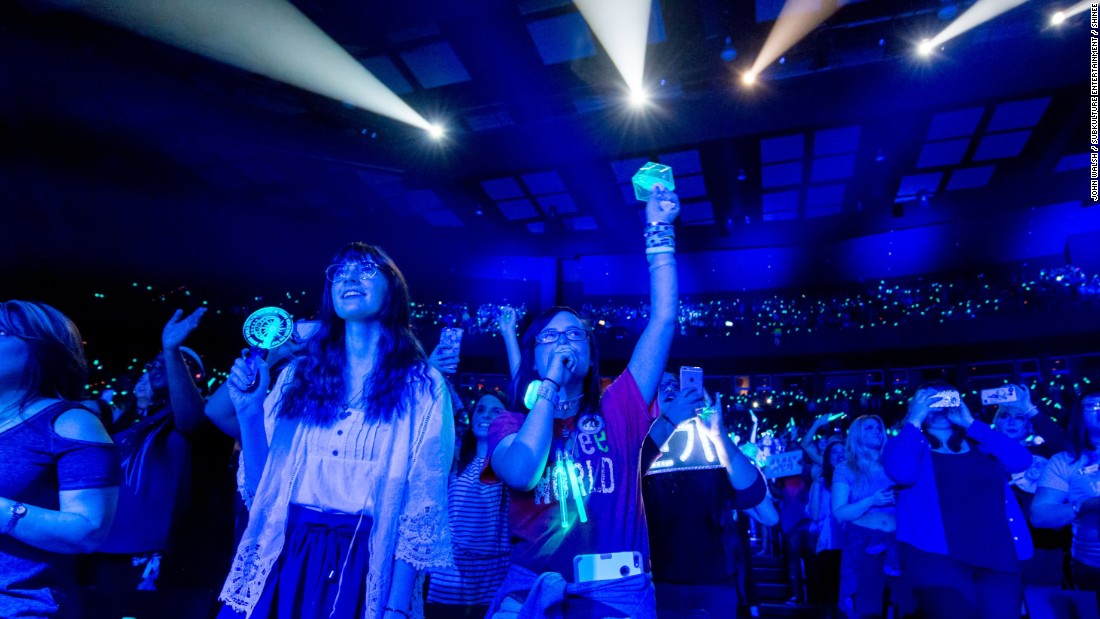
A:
[642, 446, 766, 585]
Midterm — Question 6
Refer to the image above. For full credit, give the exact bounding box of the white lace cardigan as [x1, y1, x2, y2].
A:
[220, 364, 455, 618]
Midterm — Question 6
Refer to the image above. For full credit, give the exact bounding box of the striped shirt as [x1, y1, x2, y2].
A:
[427, 456, 510, 605]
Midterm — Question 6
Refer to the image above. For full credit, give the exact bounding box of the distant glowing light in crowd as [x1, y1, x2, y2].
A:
[919, 0, 1030, 54]
[747, 0, 841, 84]
[66, 0, 435, 131]
[573, 0, 652, 96]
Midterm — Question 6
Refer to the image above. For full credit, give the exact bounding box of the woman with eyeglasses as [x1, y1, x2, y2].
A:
[884, 383, 1032, 619]
[0, 300, 120, 618]
[483, 185, 680, 618]
[1032, 390, 1100, 602]
[217, 243, 454, 619]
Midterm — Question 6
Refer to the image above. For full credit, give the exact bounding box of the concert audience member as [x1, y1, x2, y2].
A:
[885, 383, 1032, 619]
[92, 309, 210, 590]
[641, 373, 767, 618]
[0, 300, 120, 618]
[831, 415, 896, 619]
[773, 463, 816, 607]
[426, 390, 511, 619]
[1032, 389, 1100, 603]
[217, 243, 454, 619]
[991, 383, 1070, 587]
[498, 306, 521, 380]
[484, 185, 680, 618]
[808, 437, 845, 618]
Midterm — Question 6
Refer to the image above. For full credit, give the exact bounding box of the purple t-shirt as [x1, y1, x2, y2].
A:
[485, 370, 657, 580]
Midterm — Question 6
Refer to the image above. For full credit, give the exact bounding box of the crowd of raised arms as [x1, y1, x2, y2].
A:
[2, 186, 1099, 619]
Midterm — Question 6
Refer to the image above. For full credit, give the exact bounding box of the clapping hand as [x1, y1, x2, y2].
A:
[162, 307, 206, 351]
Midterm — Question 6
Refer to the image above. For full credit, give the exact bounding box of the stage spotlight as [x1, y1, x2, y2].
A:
[574, 0, 652, 98]
[917, 39, 935, 56]
[1051, 10, 1067, 25]
[427, 124, 446, 140]
[627, 87, 650, 108]
[64, 0, 435, 132]
[742, 71, 757, 86]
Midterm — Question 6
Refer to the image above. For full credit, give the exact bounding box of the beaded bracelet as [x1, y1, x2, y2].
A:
[646, 246, 676, 255]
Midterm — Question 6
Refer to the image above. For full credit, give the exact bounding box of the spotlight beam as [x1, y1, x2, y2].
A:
[65, 0, 434, 131]
[573, 0, 652, 94]
[749, 0, 841, 79]
[923, 0, 1031, 51]
[1055, 0, 1092, 21]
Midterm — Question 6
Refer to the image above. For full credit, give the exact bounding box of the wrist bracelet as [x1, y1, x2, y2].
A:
[646, 246, 675, 255]
[384, 608, 411, 619]
[543, 377, 560, 389]
[662, 414, 678, 429]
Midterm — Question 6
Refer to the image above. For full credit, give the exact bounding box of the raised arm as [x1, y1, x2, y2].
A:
[160, 308, 208, 436]
[627, 185, 680, 403]
[699, 398, 764, 493]
[800, 415, 830, 465]
[499, 306, 522, 379]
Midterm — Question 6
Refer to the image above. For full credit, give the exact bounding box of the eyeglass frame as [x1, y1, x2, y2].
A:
[534, 327, 592, 345]
[325, 261, 380, 283]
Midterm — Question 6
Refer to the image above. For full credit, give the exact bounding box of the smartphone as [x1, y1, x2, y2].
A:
[980, 385, 1017, 406]
[294, 320, 320, 342]
[680, 366, 703, 393]
[573, 551, 643, 583]
[440, 327, 464, 355]
[929, 390, 961, 408]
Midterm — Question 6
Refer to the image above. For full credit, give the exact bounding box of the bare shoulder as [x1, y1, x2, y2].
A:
[53, 406, 113, 444]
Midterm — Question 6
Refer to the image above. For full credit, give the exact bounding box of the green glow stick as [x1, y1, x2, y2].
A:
[565, 456, 588, 524]
[553, 452, 569, 529]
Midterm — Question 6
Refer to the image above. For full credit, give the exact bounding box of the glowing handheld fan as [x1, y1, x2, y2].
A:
[242, 307, 295, 350]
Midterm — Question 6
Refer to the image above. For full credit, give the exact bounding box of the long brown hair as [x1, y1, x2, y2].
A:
[275, 243, 431, 425]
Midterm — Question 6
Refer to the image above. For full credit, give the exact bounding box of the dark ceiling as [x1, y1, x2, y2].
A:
[0, 0, 1087, 300]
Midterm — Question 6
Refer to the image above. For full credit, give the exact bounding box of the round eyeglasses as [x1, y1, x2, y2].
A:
[534, 327, 591, 345]
[326, 262, 379, 283]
